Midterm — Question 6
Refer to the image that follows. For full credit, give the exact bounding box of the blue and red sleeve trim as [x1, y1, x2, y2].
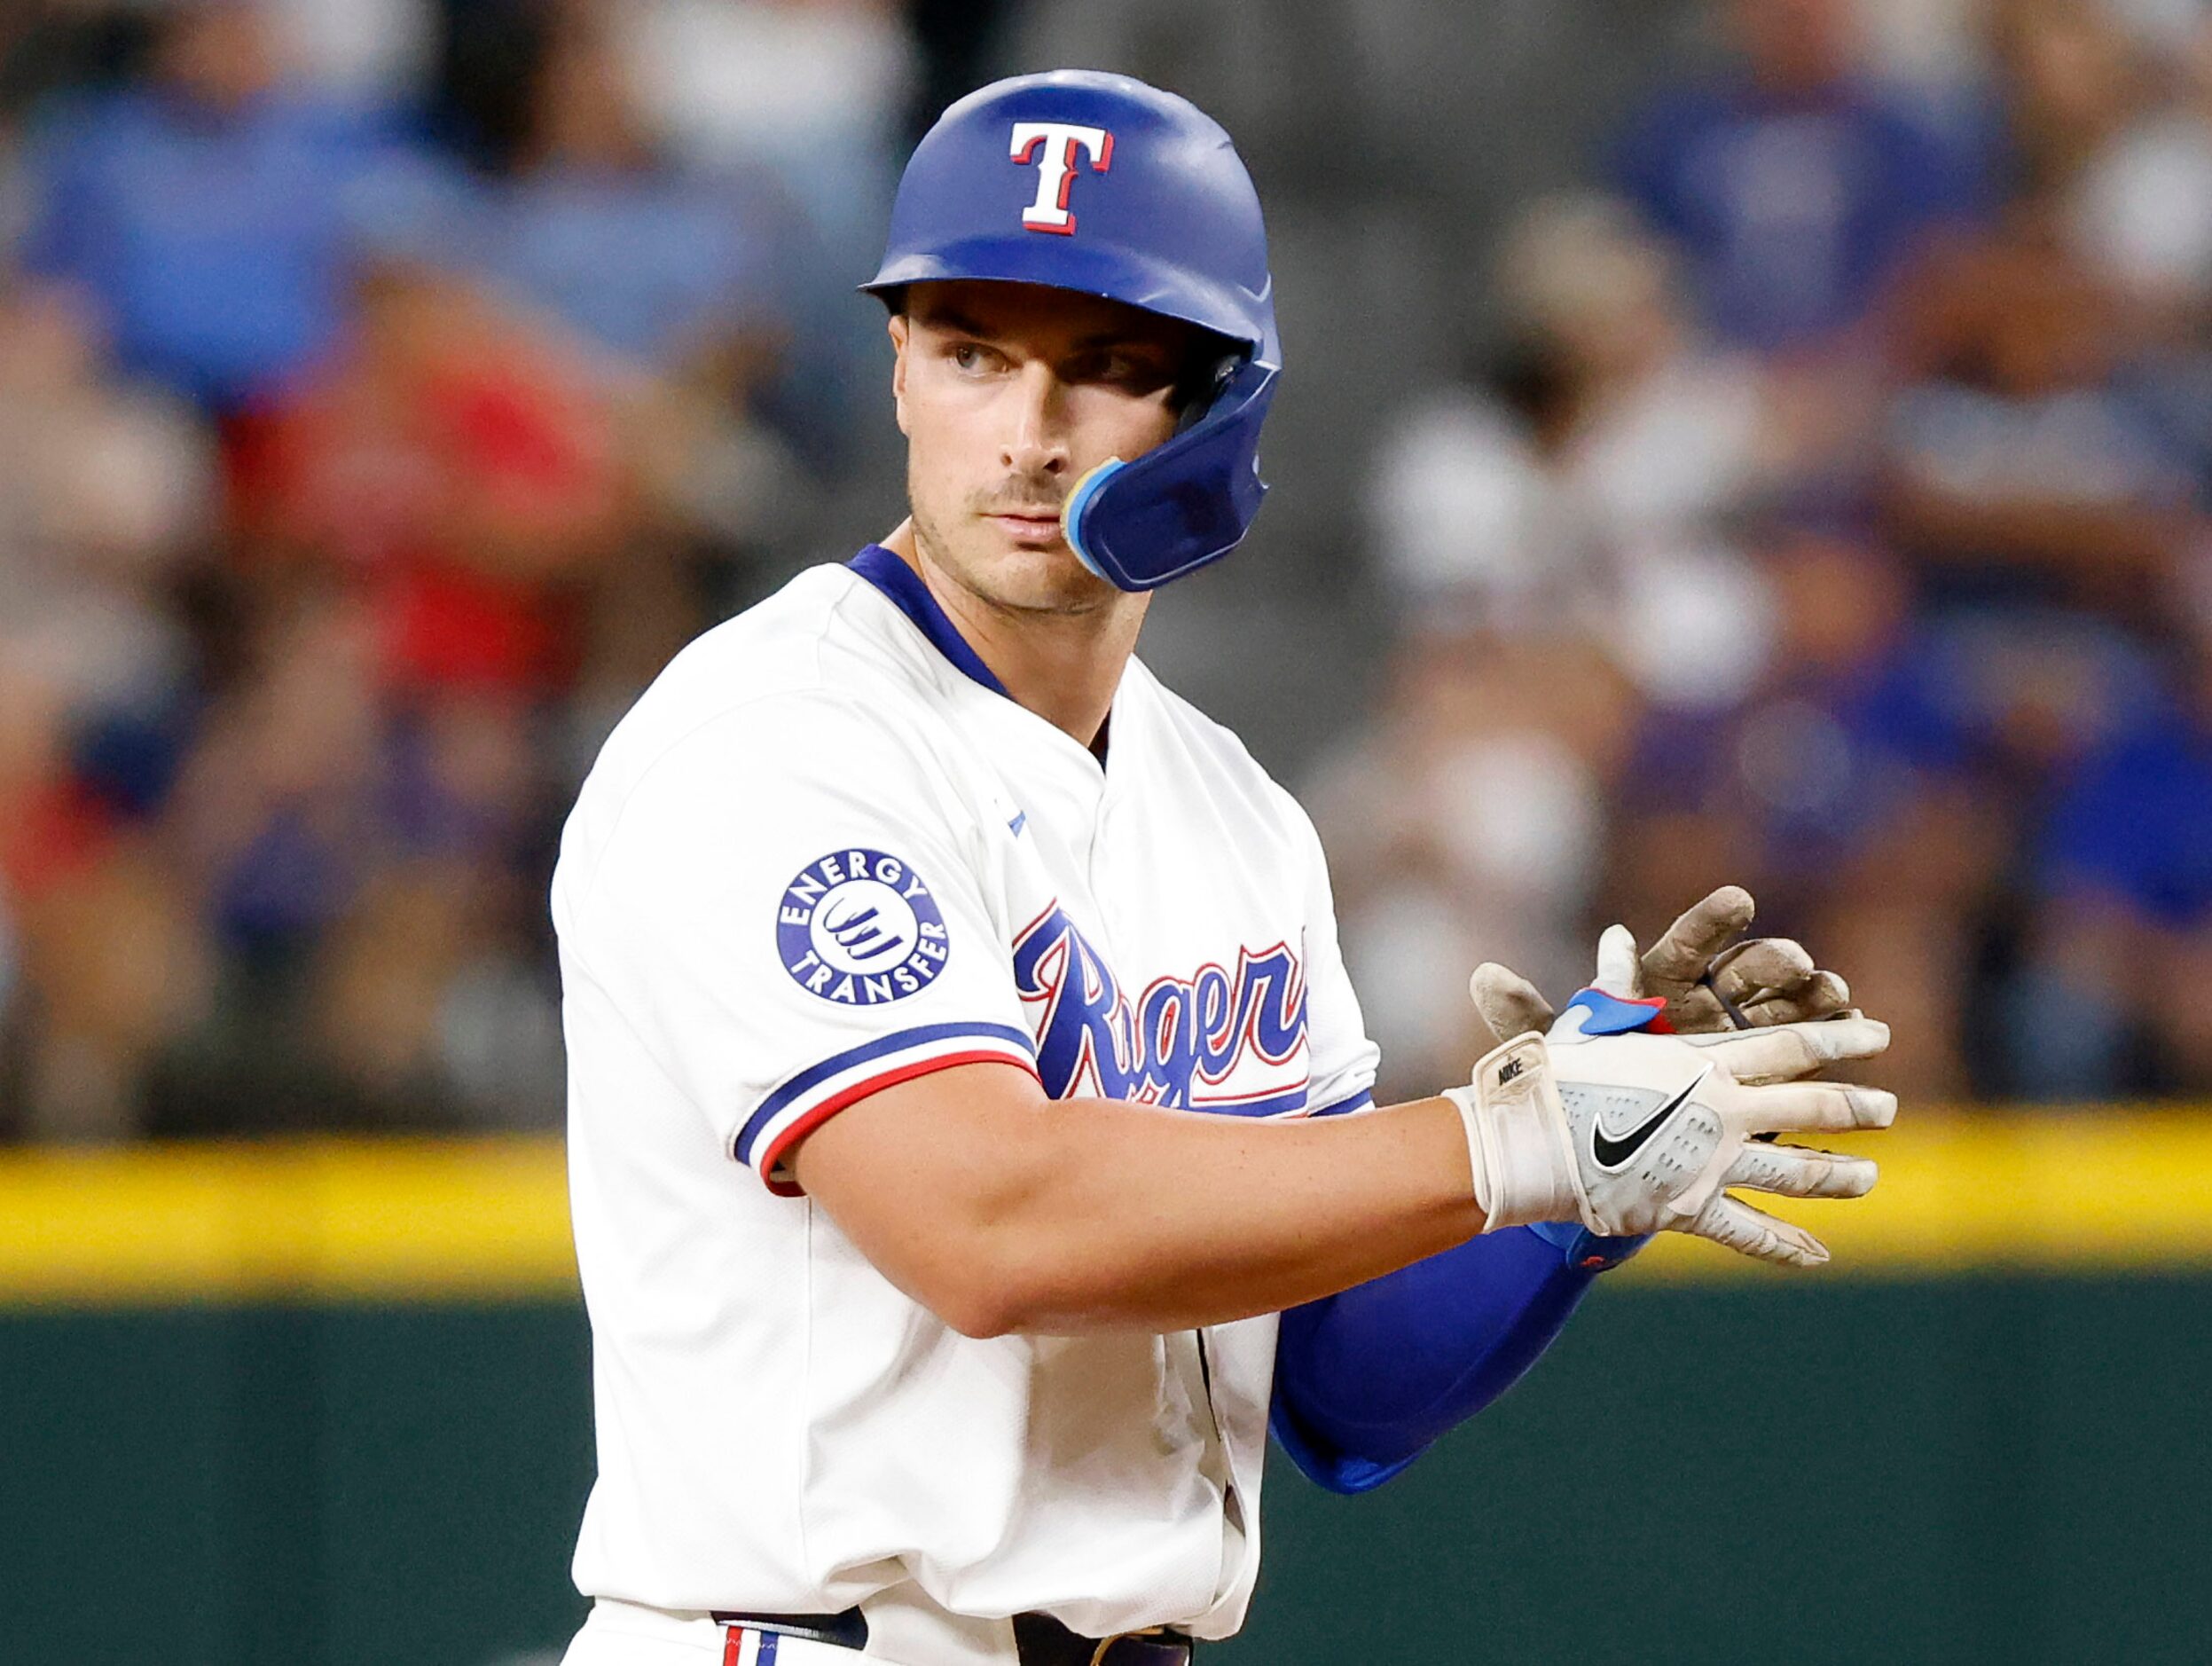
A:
[738, 1020, 1039, 1196]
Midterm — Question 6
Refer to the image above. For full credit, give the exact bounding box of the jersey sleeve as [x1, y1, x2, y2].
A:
[1288, 797, 1381, 1118]
[568, 693, 1038, 1194]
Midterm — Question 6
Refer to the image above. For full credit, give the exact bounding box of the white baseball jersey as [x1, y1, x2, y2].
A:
[553, 545, 1379, 1645]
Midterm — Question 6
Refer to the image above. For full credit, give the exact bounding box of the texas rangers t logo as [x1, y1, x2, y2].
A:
[1010, 121, 1113, 234]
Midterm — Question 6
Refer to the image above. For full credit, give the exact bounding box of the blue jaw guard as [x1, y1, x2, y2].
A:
[1063, 356, 1277, 592]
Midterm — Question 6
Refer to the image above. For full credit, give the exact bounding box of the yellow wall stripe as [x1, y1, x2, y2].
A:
[1624, 1107, 2212, 1283]
[0, 1139, 577, 1303]
[0, 1112, 2208, 1304]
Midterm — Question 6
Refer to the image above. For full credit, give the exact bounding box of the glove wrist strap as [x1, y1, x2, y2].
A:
[1447, 1033, 1587, 1231]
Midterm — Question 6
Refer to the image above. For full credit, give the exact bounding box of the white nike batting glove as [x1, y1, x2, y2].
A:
[1471, 885, 1854, 1041]
[1443, 989, 1896, 1269]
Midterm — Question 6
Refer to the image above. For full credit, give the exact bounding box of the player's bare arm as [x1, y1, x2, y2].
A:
[792, 985, 1891, 1339]
[793, 1067, 1480, 1337]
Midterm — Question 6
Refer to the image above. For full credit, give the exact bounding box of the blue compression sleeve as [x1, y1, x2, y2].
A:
[1270, 1224, 1634, 1494]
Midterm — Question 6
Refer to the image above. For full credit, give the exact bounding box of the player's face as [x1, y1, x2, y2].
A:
[890, 280, 1193, 613]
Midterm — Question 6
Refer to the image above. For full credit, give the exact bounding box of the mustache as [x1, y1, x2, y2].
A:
[973, 480, 1067, 516]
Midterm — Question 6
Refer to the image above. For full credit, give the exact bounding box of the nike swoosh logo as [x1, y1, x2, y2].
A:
[1590, 1065, 1711, 1169]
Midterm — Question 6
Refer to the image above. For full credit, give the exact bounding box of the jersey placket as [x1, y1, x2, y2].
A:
[1089, 708, 1254, 1611]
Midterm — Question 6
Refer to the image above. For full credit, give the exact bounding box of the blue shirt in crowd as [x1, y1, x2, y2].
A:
[22, 89, 404, 408]
[2040, 697, 2212, 931]
[1613, 76, 1991, 351]
[485, 166, 790, 367]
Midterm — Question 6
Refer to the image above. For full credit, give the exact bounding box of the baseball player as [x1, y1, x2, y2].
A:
[553, 71, 1894, 1666]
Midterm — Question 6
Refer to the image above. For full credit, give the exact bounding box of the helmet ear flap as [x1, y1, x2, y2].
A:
[1065, 358, 1276, 592]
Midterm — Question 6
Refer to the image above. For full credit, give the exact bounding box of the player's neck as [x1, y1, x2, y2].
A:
[882, 522, 1145, 756]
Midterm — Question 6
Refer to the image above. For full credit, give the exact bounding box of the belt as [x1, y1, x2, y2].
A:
[714, 1608, 874, 1650]
[712, 1607, 1195, 1664]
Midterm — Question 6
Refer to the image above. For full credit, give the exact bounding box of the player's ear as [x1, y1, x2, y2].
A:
[889, 313, 912, 436]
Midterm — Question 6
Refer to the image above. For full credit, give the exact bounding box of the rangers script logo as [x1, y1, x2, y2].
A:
[777, 848, 949, 1005]
[1012, 903, 1309, 1113]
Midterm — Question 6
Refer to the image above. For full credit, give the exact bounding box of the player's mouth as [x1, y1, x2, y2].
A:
[984, 509, 1065, 546]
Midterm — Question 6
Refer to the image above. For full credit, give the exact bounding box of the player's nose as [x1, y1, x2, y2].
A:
[1000, 360, 1071, 478]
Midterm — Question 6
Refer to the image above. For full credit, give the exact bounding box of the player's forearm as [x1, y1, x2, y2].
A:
[799, 1083, 1486, 1338]
[969, 1095, 1491, 1335]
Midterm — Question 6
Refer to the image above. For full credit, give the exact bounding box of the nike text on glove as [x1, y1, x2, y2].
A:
[1443, 1007, 1896, 1269]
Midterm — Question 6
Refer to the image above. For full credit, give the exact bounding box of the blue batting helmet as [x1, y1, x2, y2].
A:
[863, 70, 1279, 592]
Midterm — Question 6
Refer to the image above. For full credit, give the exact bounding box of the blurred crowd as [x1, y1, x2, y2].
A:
[1332, 0, 2212, 1104]
[0, 0, 2206, 1141]
[0, 0, 972, 1138]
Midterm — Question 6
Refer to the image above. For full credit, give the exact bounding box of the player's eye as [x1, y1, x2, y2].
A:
[1073, 350, 1172, 392]
[949, 342, 1001, 374]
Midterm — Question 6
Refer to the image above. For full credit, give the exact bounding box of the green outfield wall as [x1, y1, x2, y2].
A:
[5, 1125, 2209, 1665]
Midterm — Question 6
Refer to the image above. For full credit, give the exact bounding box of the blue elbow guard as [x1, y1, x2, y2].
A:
[1271, 1225, 1636, 1494]
[1270, 1385, 1424, 1495]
